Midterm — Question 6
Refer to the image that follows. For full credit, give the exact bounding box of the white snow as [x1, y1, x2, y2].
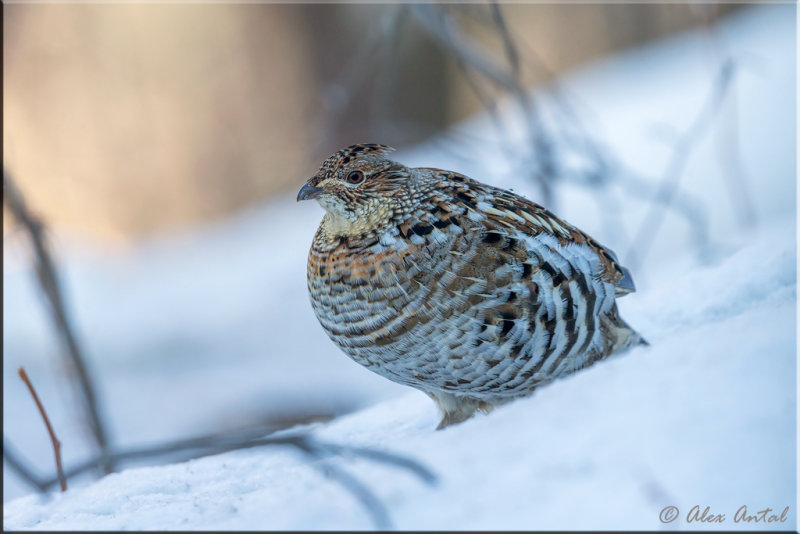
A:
[3, 4, 796, 530]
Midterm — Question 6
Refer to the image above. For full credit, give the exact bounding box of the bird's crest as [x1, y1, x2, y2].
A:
[318, 144, 396, 176]
[340, 143, 395, 158]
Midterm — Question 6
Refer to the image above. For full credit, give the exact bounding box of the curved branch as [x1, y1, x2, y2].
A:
[3, 170, 114, 474]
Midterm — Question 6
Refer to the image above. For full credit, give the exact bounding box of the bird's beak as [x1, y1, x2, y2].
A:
[297, 183, 325, 202]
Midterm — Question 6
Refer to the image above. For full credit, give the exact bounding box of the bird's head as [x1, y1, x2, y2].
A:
[297, 144, 412, 238]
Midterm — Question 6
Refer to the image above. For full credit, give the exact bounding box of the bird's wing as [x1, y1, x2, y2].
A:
[425, 170, 636, 297]
[373, 169, 632, 390]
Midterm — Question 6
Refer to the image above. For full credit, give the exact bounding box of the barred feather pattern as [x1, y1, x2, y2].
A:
[300, 144, 646, 429]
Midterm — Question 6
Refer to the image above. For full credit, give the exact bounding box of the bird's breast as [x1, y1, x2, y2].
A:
[307, 231, 420, 344]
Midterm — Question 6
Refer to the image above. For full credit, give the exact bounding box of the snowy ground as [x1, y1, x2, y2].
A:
[3, 4, 796, 530]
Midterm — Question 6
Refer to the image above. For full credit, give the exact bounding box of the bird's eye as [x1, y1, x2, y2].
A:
[346, 170, 365, 185]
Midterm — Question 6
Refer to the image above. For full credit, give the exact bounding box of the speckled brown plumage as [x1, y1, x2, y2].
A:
[298, 144, 646, 429]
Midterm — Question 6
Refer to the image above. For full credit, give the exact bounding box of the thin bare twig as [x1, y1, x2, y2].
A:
[17, 367, 67, 492]
[3, 170, 114, 474]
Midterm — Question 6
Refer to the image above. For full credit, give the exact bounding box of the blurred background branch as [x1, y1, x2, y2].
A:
[3, 439, 49, 494]
[6, 422, 436, 529]
[626, 60, 737, 271]
[4, 170, 114, 475]
[407, 3, 556, 206]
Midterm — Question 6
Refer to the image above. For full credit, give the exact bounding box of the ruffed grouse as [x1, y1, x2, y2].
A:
[298, 144, 646, 429]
